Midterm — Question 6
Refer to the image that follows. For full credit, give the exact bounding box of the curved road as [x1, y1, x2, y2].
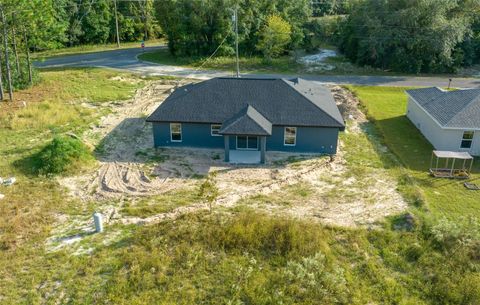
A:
[35, 46, 480, 88]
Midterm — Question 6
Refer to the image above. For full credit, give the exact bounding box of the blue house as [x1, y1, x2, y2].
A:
[146, 77, 345, 163]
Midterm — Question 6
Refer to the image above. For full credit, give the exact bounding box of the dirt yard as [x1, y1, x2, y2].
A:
[51, 81, 407, 252]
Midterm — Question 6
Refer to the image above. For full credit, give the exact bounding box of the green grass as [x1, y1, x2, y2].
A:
[2, 210, 479, 304]
[1, 72, 479, 304]
[0, 68, 145, 249]
[348, 86, 480, 220]
[138, 48, 464, 77]
[139, 48, 302, 74]
[32, 39, 165, 60]
[122, 189, 201, 217]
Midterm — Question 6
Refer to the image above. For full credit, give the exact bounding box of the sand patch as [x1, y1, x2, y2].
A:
[50, 82, 407, 252]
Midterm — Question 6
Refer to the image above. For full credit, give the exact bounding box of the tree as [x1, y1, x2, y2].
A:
[156, 0, 234, 56]
[338, 0, 480, 73]
[256, 15, 292, 59]
[311, 0, 352, 17]
[155, 0, 310, 57]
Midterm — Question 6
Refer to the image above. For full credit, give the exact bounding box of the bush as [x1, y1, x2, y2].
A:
[284, 252, 348, 303]
[430, 216, 480, 255]
[33, 135, 94, 175]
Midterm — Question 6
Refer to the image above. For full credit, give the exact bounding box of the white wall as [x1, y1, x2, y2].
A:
[406, 97, 479, 156]
[472, 132, 480, 156]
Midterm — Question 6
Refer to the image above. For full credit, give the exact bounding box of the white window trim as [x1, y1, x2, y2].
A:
[460, 131, 474, 149]
[236, 136, 259, 150]
[284, 127, 297, 146]
[170, 123, 182, 142]
[211, 124, 222, 136]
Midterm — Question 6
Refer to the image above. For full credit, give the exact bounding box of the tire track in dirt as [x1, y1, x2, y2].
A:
[51, 83, 408, 252]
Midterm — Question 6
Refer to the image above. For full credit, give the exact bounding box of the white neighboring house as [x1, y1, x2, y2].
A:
[406, 87, 480, 156]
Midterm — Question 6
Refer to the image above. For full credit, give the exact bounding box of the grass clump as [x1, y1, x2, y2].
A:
[31, 135, 94, 175]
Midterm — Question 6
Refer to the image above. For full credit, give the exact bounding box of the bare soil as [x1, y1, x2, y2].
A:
[51, 82, 407, 252]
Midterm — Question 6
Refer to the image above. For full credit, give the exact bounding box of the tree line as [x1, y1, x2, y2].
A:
[156, 0, 480, 73]
[0, 0, 161, 100]
[339, 0, 480, 73]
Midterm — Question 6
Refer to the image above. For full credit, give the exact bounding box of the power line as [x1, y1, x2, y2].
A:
[194, 33, 230, 72]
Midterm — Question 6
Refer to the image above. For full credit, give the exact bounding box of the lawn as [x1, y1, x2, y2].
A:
[138, 48, 400, 76]
[138, 48, 465, 77]
[0, 68, 146, 247]
[139, 48, 303, 74]
[0, 74, 479, 304]
[349, 86, 480, 220]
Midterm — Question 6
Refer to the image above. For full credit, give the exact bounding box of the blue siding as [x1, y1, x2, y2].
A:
[267, 126, 338, 154]
[152, 122, 224, 148]
[152, 123, 339, 154]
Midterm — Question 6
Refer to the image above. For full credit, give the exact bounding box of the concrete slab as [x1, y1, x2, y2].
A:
[229, 150, 261, 164]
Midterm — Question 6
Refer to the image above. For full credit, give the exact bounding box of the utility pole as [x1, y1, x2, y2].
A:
[113, 0, 120, 48]
[234, 6, 240, 78]
[1, 6, 13, 101]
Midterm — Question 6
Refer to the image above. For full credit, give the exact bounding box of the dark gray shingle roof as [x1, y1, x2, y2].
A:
[406, 87, 480, 129]
[146, 78, 345, 129]
[219, 105, 272, 136]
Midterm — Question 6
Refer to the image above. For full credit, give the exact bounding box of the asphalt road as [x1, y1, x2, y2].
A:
[35, 46, 480, 88]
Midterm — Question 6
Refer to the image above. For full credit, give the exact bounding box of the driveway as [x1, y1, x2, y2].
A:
[35, 46, 480, 88]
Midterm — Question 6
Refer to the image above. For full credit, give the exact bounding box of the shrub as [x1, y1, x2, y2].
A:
[430, 216, 480, 254]
[198, 172, 219, 211]
[284, 252, 349, 303]
[33, 135, 94, 175]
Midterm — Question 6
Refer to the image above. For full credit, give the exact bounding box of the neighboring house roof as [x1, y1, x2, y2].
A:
[219, 105, 272, 136]
[406, 87, 480, 129]
[146, 77, 345, 129]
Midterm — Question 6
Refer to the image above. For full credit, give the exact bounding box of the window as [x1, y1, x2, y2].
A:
[170, 123, 182, 142]
[461, 131, 474, 149]
[284, 127, 296, 146]
[211, 124, 221, 136]
[236, 136, 258, 150]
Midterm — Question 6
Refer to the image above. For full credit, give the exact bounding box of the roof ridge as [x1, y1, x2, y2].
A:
[222, 104, 250, 129]
[280, 78, 344, 127]
[219, 104, 272, 135]
[444, 91, 480, 127]
[217, 77, 278, 81]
